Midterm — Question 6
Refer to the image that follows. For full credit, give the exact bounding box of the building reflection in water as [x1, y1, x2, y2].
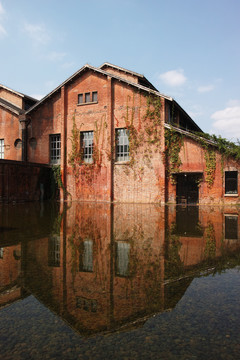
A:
[0, 202, 240, 336]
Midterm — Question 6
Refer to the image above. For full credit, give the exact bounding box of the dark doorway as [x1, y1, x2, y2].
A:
[176, 173, 202, 204]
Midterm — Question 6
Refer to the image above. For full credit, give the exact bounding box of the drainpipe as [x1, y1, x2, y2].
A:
[19, 114, 30, 162]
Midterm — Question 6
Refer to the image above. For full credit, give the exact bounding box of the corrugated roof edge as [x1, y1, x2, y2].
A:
[26, 64, 173, 114]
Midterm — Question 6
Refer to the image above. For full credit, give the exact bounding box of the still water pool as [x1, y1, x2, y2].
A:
[0, 202, 240, 359]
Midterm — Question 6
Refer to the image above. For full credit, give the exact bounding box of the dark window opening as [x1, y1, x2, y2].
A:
[85, 92, 91, 103]
[78, 91, 98, 104]
[225, 215, 238, 240]
[225, 171, 238, 194]
[78, 93, 83, 104]
[92, 91, 98, 102]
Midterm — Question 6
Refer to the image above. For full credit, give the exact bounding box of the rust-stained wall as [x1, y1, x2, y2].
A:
[28, 69, 166, 203]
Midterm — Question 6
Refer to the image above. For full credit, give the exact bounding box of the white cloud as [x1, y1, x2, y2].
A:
[61, 61, 75, 69]
[30, 94, 44, 100]
[159, 69, 187, 87]
[197, 84, 215, 93]
[0, 2, 7, 37]
[0, 2, 5, 16]
[24, 23, 50, 45]
[46, 51, 66, 61]
[0, 23, 6, 37]
[211, 105, 240, 139]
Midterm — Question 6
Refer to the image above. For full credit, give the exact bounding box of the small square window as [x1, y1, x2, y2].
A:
[225, 171, 238, 194]
[78, 94, 83, 104]
[85, 92, 91, 103]
[80, 131, 94, 163]
[92, 91, 98, 102]
[116, 128, 129, 162]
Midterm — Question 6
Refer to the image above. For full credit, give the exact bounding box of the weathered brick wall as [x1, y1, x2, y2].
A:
[0, 88, 23, 108]
[28, 70, 167, 203]
[0, 107, 22, 161]
[167, 136, 240, 204]
[113, 82, 165, 203]
[28, 91, 62, 164]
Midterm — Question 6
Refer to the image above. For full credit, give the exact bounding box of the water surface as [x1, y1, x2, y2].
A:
[0, 202, 240, 359]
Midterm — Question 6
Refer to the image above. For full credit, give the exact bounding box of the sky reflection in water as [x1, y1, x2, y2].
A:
[0, 202, 240, 359]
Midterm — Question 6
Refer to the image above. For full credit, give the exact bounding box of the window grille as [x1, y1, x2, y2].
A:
[116, 128, 129, 162]
[79, 239, 93, 272]
[0, 139, 4, 159]
[81, 131, 94, 163]
[48, 235, 60, 267]
[50, 134, 61, 164]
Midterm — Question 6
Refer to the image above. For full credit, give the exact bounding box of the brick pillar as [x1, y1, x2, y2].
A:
[107, 76, 114, 202]
[19, 114, 30, 162]
[61, 85, 67, 201]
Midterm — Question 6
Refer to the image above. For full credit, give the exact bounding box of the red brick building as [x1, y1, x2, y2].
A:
[0, 84, 37, 161]
[1, 63, 240, 204]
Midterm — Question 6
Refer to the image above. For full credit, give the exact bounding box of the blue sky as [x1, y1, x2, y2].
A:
[1, 0, 240, 140]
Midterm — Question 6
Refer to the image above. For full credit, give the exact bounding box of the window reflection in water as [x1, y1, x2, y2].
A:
[48, 235, 60, 267]
[115, 241, 130, 277]
[225, 215, 238, 240]
[79, 239, 93, 272]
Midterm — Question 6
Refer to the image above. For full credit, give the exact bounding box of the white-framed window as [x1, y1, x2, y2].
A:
[116, 128, 129, 162]
[225, 171, 238, 194]
[80, 131, 94, 163]
[0, 139, 4, 159]
[50, 134, 61, 165]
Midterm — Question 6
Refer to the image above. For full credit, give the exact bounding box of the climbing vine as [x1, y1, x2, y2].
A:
[164, 127, 183, 184]
[121, 94, 162, 177]
[204, 221, 216, 258]
[68, 112, 107, 185]
[52, 164, 70, 199]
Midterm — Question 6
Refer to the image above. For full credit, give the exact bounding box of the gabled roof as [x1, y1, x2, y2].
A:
[0, 83, 37, 102]
[99, 62, 158, 91]
[0, 98, 24, 115]
[26, 63, 172, 114]
[24, 62, 202, 132]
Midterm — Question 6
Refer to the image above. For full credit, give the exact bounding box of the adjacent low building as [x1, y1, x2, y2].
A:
[0, 63, 240, 204]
